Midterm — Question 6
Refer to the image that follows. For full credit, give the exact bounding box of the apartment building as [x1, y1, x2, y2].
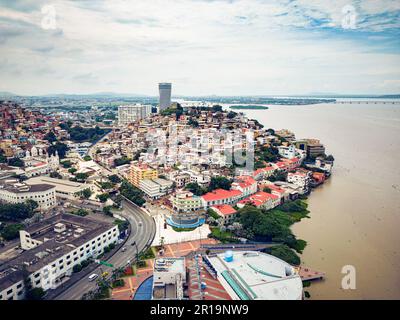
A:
[129, 164, 158, 187]
[139, 178, 173, 199]
[0, 214, 119, 300]
[170, 190, 203, 213]
[237, 191, 280, 211]
[26, 176, 93, 201]
[211, 204, 237, 225]
[118, 104, 152, 126]
[0, 179, 56, 210]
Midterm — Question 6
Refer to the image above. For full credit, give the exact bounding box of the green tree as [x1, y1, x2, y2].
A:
[8, 157, 24, 167]
[114, 219, 129, 232]
[72, 209, 89, 217]
[0, 150, 7, 163]
[114, 156, 131, 167]
[108, 175, 121, 184]
[207, 208, 220, 220]
[26, 199, 38, 211]
[103, 206, 113, 216]
[0, 223, 24, 240]
[119, 181, 146, 207]
[270, 244, 300, 265]
[211, 105, 223, 112]
[48, 142, 68, 159]
[0, 202, 35, 221]
[227, 111, 237, 119]
[188, 118, 199, 128]
[263, 186, 272, 193]
[73, 264, 83, 273]
[44, 131, 57, 143]
[75, 172, 89, 182]
[61, 160, 72, 168]
[97, 193, 110, 203]
[77, 188, 92, 199]
[25, 287, 45, 300]
[50, 171, 62, 179]
[83, 155, 92, 161]
[185, 182, 206, 196]
[208, 176, 231, 192]
[325, 154, 335, 161]
[68, 167, 77, 174]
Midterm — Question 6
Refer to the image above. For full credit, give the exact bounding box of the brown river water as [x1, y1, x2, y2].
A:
[238, 101, 400, 299]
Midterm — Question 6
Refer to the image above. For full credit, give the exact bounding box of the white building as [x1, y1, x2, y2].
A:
[170, 190, 203, 213]
[118, 104, 152, 126]
[278, 145, 306, 160]
[152, 257, 186, 300]
[158, 83, 172, 111]
[210, 204, 237, 225]
[0, 214, 119, 300]
[23, 147, 60, 177]
[139, 178, 173, 199]
[205, 251, 303, 300]
[0, 179, 56, 210]
[26, 176, 93, 201]
[287, 171, 311, 190]
[231, 176, 258, 198]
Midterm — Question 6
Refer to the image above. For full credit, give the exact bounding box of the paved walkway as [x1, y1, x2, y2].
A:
[110, 239, 218, 300]
[187, 256, 231, 301]
[111, 260, 154, 300]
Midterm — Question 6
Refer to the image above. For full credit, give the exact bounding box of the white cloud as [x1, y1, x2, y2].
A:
[0, 0, 399, 95]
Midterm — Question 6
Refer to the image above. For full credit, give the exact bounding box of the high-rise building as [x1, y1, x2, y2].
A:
[118, 104, 152, 126]
[129, 163, 158, 187]
[158, 83, 172, 111]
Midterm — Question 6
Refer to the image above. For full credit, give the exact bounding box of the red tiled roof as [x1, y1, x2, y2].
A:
[211, 204, 237, 216]
[202, 189, 242, 202]
[264, 184, 286, 194]
[238, 191, 278, 207]
[234, 175, 256, 188]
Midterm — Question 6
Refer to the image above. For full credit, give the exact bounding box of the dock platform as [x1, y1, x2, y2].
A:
[297, 266, 325, 281]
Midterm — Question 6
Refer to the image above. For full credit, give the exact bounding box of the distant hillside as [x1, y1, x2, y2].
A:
[0, 91, 16, 97]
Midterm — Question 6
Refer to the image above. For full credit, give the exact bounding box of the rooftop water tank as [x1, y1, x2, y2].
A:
[224, 250, 233, 262]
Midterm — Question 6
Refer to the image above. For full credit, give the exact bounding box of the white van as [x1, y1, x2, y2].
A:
[88, 274, 98, 282]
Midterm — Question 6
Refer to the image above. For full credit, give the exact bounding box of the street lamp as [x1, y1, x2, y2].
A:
[132, 241, 139, 262]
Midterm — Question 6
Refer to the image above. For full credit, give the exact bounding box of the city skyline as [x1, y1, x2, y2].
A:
[0, 0, 399, 96]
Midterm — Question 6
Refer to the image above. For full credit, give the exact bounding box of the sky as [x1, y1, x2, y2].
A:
[0, 0, 399, 96]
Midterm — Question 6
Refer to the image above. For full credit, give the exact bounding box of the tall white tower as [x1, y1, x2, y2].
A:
[158, 83, 172, 111]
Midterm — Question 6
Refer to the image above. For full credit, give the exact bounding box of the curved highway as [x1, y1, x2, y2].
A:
[53, 198, 156, 300]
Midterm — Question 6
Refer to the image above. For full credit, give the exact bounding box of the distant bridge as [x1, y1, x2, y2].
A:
[200, 242, 280, 253]
[334, 100, 400, 105]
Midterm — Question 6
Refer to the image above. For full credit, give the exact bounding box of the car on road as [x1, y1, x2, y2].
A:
[88, 274, 98, 282]
[138, 222, 143, 227]
[121, 247, 127, 252]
